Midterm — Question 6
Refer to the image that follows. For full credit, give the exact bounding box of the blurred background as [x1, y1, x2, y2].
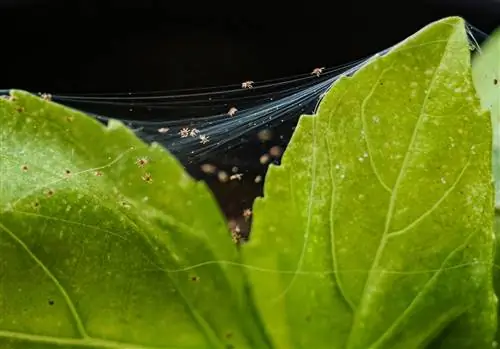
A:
[0, 0, 498, 238]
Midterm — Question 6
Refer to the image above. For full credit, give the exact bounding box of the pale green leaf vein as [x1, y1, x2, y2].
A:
[360, 64, 394, 194]
[326, 84, 356, 311]
[388, 159, 470, 238]
[273, 116, 318, 302]
[0, 329, 189, 349]
[0, 221, 88, 338]
[347, 28, 455, 347]
[369, 232, 476, 348]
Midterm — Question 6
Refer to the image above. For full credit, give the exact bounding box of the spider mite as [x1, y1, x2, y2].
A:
[227, 107, 238, 117]
[179, 127, 190, 138]
[135, 157, 149, 168]
[189, 128, 200, 137]
[230, 173, 243, 181]
[199, 134, 210, 144]
[243, 208, 252, 220]
[142, 172, 153, 183]
[257, 129, 273, 142]
[311, 67, 325, 77]
[269, 146, 283, 158]
[241, 81, 254, 89]
[228, 220, 242, 244]
[217, 171, 229, 183]
[200, 163, 217, 175]
[260, 154, 270, 165]
[40, 93, 52, 101]
[231, 230, 242, 244]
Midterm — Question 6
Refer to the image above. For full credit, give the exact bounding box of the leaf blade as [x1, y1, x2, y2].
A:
[243, 16, 496, 349]
[0, 92, 270, 348]
[472, 28, 500, 207]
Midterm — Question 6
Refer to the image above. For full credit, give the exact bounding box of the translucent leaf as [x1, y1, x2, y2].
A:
[0, 91, 271, 348]
[243, 17, 496, 349]
[472, 28, 500, 207]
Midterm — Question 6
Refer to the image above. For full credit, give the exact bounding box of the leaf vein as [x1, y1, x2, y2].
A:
[347, 31, 455, 347]
[360, 64, 394, 193]
[326, 85, 356, 311]
[0, 220, 89, 338]
[388, 159, 470, 239]
[369, 231, 476, 348]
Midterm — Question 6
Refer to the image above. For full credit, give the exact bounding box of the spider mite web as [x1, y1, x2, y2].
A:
[39, 58, 370, 164]
[0, 22, 490, 240]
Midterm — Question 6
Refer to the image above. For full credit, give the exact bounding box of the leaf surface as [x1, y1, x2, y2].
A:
[472, 28, 500, 207]
[243, 16, 496, 349]
[0, 92, 271, 348]
[473, 28, 500, 345]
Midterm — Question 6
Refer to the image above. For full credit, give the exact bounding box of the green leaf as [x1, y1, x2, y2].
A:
[472, 28, 500, 207]
[0, 92, 271, 348]
[243, 16, 496, 349]
[494, 214, 500, 343]
[473, 27, 500, 345]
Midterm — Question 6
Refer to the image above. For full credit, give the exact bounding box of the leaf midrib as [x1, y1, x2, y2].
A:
[345, 24, 458, 348]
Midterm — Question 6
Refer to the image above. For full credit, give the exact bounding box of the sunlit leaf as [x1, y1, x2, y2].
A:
[0, 92, 271, 348]
[243, 16, 496, 349]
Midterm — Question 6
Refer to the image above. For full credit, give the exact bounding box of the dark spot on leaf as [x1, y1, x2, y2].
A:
[190, 276, 200, 282]
[46, 189, 54, 197]
[65, 169, 71, 175]
[225, 332, 233, 339]
[494, 78, 498, 85]
[21, 165, 28, 172]
[32, 201, 40, 208]
[48, 299, 54, 306]
[16, 107, 24, 113]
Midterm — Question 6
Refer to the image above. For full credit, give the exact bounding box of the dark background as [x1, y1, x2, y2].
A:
[1, 0, 498, 236]
[0, 0, 498, 92]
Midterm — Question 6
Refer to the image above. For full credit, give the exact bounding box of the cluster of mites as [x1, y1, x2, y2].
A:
[19, 155, 259, 244]
[154, 67, 325, 141]
[198, 128, 284, 244]
[200, 130, 282, 181]
[31, 68, 322, 242]
[36, 67, 326, 146]
[132, 155, 268, 244]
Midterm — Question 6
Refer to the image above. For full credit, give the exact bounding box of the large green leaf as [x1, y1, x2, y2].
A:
[243, 16, 496, 349]
[472, 28, 500, 207]
[0, 91, 271, 348]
